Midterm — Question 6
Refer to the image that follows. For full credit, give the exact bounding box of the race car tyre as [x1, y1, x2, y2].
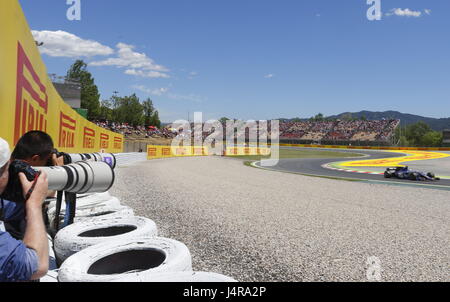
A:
[57, 237, 192, 282]
[409, 173, 418, 181]
[427, 172, 435, 179]
[54, 216, 158, 264]
[130, 271, 237, 282]
[48, 205, 135, 234]
[384, 171, 391, 178]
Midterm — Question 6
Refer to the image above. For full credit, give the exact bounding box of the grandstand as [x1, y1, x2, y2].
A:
[279, 119, 400, 145]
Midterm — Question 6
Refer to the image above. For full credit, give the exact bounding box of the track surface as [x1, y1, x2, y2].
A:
[112, 156, 450, 281]
[254, 148, 450, 188]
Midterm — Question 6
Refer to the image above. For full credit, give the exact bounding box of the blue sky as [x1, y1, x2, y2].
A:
[19, 0, 450, 122]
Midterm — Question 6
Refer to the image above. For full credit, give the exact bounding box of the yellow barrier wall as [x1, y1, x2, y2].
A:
[147, 145, 272, 160]
[0, 0, 123, 153]
[147, 145, 209, 160]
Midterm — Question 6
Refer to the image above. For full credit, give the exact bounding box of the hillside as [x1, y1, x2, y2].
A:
[328, 111, 450, 131]
[279, 111, 450, 131]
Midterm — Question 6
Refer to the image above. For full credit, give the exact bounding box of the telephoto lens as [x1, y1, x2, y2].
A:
[38, 161, 115, 194]
[61, 152, 116, 169]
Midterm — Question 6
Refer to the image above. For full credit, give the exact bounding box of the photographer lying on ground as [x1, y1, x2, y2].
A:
[3, 131, 63, 240]
[0, 137, 49, 282]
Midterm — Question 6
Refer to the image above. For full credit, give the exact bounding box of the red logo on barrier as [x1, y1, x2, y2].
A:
[100, 133, 109, 149]
[14, 42, 49, 144]
[113, 137, 122, 149]
[148, 148, 157, 157]
[162, 148, 171, 156]
[176, 148, 186, 155]
[194, 148, 203, 155]
[83, 127, 96, 149]
[59, 112, 76, 148]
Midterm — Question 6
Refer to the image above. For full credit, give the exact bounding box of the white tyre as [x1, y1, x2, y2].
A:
[58, 237, 192, 282]
[54, 216, 158, 264]
[47, 192, 118, 212]
[48, 205, 135, 234]
[46, 196, 121, 226]
[135, 271, 237, 282]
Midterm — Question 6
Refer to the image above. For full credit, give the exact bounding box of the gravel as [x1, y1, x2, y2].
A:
[110, 156, 450, 282]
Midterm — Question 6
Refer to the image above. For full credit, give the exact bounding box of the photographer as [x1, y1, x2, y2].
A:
[0, 137, 49, 282]
[4, 131, 63, 239]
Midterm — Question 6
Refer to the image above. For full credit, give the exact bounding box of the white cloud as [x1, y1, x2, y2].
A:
[31, 30, 114, 57]
[125, 69, 170, 79]
[90, 43, 170, 78]
[167, 93, 205, 103]
[386, 8, 422, 18]
[133, 85, 169, 96]
[424, 9, 432, 15]
[133, 85, 204, 103]
[264, 74, 274, 79]
[187, 71, 198, 79]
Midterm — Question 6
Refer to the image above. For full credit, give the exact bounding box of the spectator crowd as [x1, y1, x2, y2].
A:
[279, 119, 400, 142]
[93, 120, 177, 139]
[93, 119, 400, 144]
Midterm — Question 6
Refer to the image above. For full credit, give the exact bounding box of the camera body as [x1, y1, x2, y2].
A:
[0, 160, 39, 203]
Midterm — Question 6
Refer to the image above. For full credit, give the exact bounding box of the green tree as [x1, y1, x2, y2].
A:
[149, 110, 161, 128]
[421, 131, 443, 147]
[314, 113, 324, 121]
[99, 99, 113, 121]
[66, 60, 101, 120]
[113, 94, 144, 126]
[142, 98, 155, 127]
[398, 136, 410, 147]
[405, 121, 432, 146]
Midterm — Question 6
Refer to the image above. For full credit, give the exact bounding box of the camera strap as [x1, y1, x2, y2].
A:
[63, 192, 77, 227]
[52, 191, 64, 233]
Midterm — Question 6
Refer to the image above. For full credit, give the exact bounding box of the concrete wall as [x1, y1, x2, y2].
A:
[124, 140, 150, 153]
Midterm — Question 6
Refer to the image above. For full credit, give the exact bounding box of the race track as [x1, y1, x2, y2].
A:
[254, 148, 450, 189]
[111, 156, 450, 281]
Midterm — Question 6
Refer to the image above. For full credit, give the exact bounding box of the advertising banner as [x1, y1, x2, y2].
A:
[0, 0, 123, 153]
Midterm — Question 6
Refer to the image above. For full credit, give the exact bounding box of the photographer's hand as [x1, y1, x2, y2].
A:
[19, 172, 49, 280]
[47, 153, 63, 197]
[51, 153, 64, 166]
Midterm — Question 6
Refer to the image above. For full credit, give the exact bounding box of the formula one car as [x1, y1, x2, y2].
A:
[384, 166, 440, 181]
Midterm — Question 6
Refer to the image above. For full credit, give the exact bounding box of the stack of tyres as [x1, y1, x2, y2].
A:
[53, 216, 159, 265]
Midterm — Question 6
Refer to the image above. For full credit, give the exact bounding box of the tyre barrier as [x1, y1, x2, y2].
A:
[128, 271, 238, 282]
[57, 237, 192, 282]
[48, 205, 135, 235]
[47, 192, 120, 212]
[54, 216, 158, 264]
